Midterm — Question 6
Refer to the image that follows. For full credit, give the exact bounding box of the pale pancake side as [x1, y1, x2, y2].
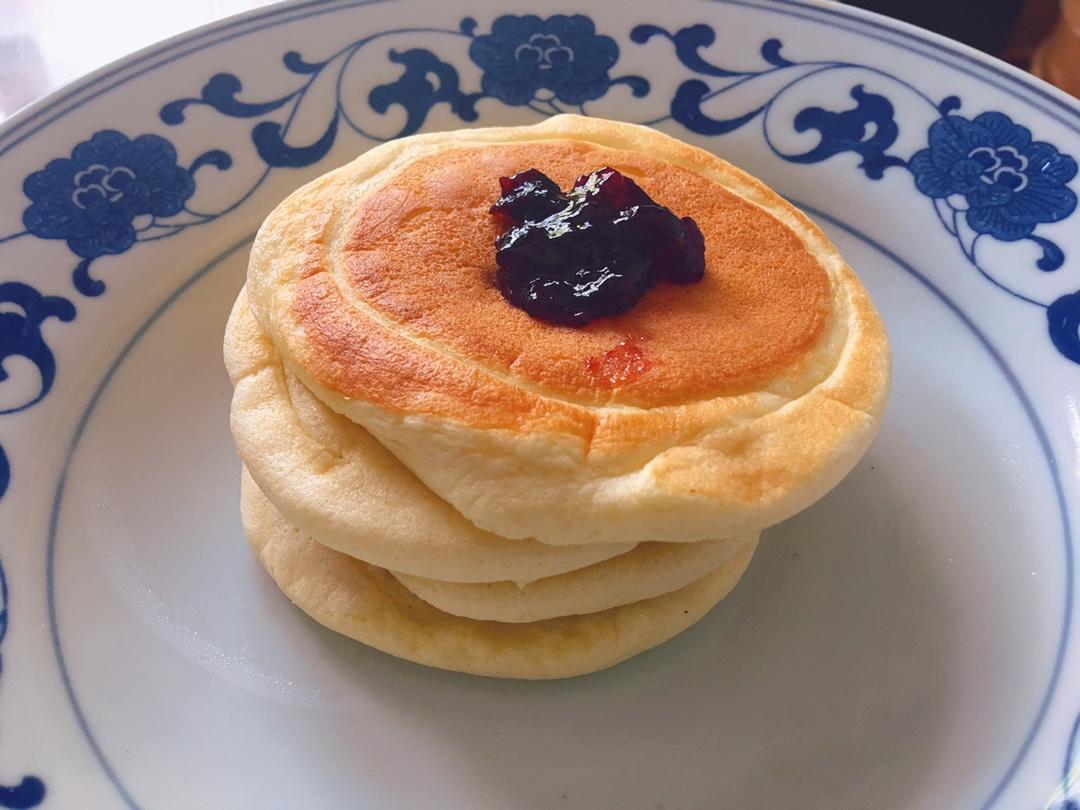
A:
[241, 471, 753, 680]
[226, 289, 632, 583]
[394, 533, 758, 623]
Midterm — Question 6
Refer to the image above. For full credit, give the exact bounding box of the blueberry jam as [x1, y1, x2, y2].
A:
[490, 167, 705, 325]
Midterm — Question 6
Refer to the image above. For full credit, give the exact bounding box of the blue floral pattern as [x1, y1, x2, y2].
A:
[0, 563, 45, 809]
[469, 15, 643, 105]
[24, 131, 195, 257]
[909, 110, 1077, 241]
[17, 131, 229, 297]
[0, 283, 76, 422]
[0, 775, 44, 809]
[0, 14, 1077, 807]
[630, 23, 1078, 362]
[1048, 291, 1080, 363]
[0, 281, 76, 805]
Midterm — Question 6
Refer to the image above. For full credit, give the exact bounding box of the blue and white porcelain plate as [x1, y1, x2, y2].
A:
[0, 1, 1078, 807]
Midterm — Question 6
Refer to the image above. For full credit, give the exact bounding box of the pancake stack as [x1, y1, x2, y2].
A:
[225, 115, 891, 679]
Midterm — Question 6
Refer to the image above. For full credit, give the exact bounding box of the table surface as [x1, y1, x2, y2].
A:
[1, 0, 270, 122]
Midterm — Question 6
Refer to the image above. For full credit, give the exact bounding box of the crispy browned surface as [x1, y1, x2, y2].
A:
[244, 117, 890, 544]
[304, 140, 830, 409]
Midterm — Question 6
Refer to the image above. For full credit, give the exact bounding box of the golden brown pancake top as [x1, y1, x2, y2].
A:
[329, 140, 830, 408]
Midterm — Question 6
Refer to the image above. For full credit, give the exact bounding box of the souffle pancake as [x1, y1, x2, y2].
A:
[244, 114, 891, 547]
[228, 114, 891, 679]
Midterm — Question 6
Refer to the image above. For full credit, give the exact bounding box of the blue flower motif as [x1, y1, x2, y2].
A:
[22, 130, 194, 260]
[909, 111, 1077, 241]
[1048, 290, 1080, 364]
[0, 283, 76, 417]
[469, 15, 619, 105]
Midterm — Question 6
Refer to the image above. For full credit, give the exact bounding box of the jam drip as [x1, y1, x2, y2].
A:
[490, 167, 705, 326]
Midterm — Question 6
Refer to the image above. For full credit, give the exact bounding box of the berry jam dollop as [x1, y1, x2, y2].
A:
[490, 167, 705, 326]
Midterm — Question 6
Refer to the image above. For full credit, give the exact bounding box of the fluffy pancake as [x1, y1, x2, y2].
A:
[340, 143, 829, 406]
[246, 114, 891, 545]
[394, 533, 758, 623]
[226, 289, 632, 583]
[241, 470, 755, 680]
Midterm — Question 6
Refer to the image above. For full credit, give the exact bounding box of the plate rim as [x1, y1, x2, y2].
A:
[1, 1, 1077, 808]
[2, 0, 1079, 157]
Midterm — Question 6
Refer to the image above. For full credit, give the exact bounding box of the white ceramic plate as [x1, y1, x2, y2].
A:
[1, 1, 1078, 807]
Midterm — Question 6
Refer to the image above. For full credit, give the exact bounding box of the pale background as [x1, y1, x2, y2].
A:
[1, 0, 269, 121]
